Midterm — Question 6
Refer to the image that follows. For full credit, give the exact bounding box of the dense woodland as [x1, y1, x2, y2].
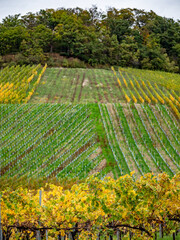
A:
[0, 6, 180, 72]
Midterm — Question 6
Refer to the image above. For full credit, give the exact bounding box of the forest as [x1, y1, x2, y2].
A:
[0, 6, 180, 72]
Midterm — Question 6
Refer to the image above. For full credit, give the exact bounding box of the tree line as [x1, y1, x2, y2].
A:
[0, 6, 180, 72]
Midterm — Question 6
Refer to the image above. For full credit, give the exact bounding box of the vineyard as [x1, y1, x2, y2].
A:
[1, 173, 180, 240]
[0, 65, 180, 239]
[28, 67, 180, 117]
[0, 104, 103, 182]
[0, 64, 47, 104]
[0, 103, 179, 183]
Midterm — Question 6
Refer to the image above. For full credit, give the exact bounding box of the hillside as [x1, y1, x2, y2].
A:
[0, 65, 180, 239]
[29, 67, 180, 104]
[0, 66, 179, 184]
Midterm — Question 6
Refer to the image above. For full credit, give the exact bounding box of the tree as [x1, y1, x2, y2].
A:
[33, 24, 54, 52]
[147, 16, 180, 56]
[172, 43, 180, 72]
[17, 39, 46, 64]
[140, 36, 178, 71]
[54, 12, 85, 56]
[21, 12, 38, 29]
[105, 8, 133, 43]
[119, 36, 140, 67]
[37, 9, 57, 30]
[0, 25, 27, 55]
[2, 14, 22, 27]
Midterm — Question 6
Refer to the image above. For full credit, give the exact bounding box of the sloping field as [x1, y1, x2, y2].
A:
[100, 103, 179, 178]
[0, 64, 47, 103]
[0, 104, 103, 181]
[0, 102, 179, 182]
[29, 67, 180, 107]
[0, 65, 180, 239]
[0, 66, 179, 184]
[30, 68, 122, 103]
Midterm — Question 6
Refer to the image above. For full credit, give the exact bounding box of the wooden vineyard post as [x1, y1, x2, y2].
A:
[129, 231, 132, 240]
[0, 195, 2, 240]
[97, 232, 100, 240]
[159, 224, 163, 238]
[68, 232, 72, 240]
[116, 229, 122, 240]
[173, 232, 176, 240]
[36, 190, 42, 240]
[109, 235, 113, 240]
[46, 229, 48, 240]
[70, 224, 78, 240]
[36, 229, 41, 239]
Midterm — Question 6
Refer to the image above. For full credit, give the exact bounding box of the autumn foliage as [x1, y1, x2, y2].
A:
[1, 172, 180, 239]
[0, 64, 46, 103]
